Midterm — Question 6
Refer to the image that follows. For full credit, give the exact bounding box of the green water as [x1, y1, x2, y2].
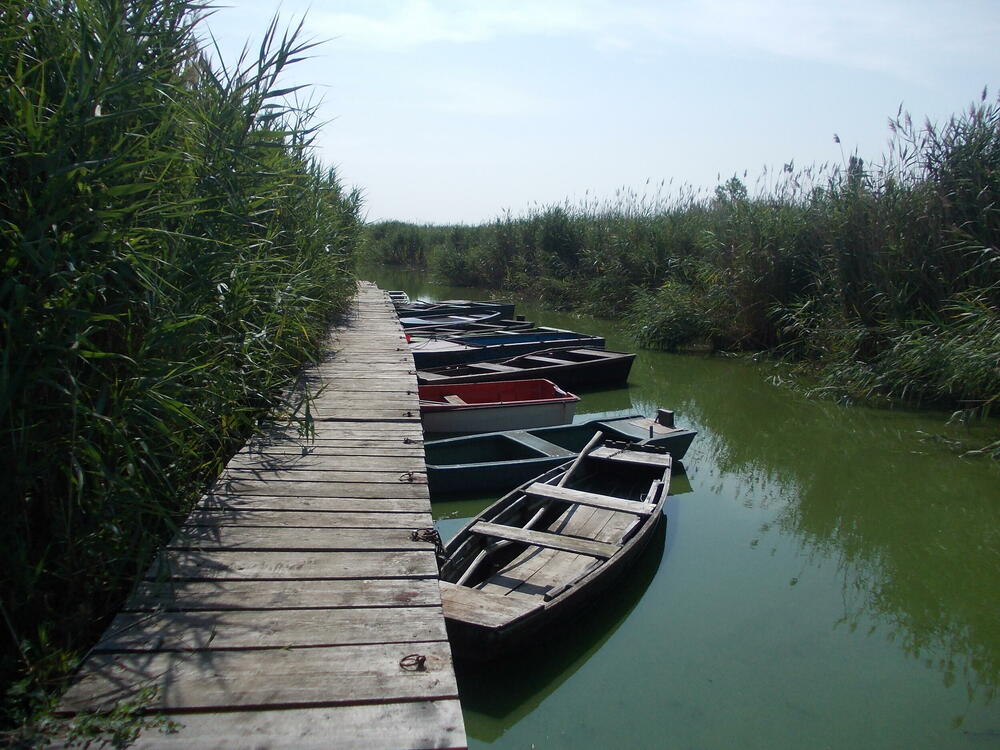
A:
[368, 267, 1000, 749]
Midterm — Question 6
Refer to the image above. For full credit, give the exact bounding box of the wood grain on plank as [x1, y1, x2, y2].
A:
[108, 700, 466, 750]
[168, 526, 435, 552]
[144, 549, 439, 581]
[185, 509, 432, 529]
[97, 606, 448, 651]
[126, 578, 443, 612]
[59, 641, 458, 713]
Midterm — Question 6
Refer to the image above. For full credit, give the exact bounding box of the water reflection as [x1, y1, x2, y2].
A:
[363, 265, 1000, 746]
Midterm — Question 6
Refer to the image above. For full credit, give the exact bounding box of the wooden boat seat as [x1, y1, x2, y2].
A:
[589, 446, 673, 468]
[442, 394, 467, 405]
[470, 362, 518, 372]
[521, 355, 570, 365]
[469, 521, 619, 558]
[525, 482, 655, 516]
[439, 581, 541, 629]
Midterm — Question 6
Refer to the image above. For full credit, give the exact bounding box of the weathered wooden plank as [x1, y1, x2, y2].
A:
[59, 641, 458, 713]
[226, 453, 426, 472]
[312, 412, 420, 422]
[439, 581, 540, 630]
[221, 468, 427, 485]
[526, 482, 655, 516]
[186, 510, 432, 529]
[470, 521, 620, 559]
[168, 526, 434, 552]
[126, 578, 443, 612]
[235, 446, 425, 460]
[144, 549, 439, 581]
[199, 494, 430, 513]
[97, 606, 448, 651]
[211, 479, 429, 498]
[114, 699, 466, 750]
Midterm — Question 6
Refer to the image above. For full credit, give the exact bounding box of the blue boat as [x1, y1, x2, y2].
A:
[425, 410, 696, 495]
[409, 328, 606, 368]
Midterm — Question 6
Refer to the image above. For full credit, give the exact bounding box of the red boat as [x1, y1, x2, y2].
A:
[418, 379, 580, 434]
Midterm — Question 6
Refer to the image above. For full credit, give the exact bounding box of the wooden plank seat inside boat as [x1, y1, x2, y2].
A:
[439, 581, 541, 629]
[472, 362, 520, 372]
[524, 482, 655, 516]
[469, 520, 620, 559]
[589, 445, 675, 467]
[519, 355, 574, 365]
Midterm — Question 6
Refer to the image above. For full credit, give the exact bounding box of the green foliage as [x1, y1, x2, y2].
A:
[0, 0, 360, 724]
[365, 93, 1000, 417]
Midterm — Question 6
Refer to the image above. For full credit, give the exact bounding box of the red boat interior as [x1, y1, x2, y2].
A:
[418, 378, 576, 406]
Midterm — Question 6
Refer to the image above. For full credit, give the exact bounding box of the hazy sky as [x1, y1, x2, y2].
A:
[203, 1, 1000, 224]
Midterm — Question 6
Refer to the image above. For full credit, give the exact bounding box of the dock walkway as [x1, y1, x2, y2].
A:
[59, 283, 466, 749]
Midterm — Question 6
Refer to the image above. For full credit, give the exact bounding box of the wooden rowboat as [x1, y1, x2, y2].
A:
[395, 300, 516, 318]
[418, 379, 580, 434]
[424, 410, 695, 494]
[399, 311, 502, 329]
[409, 328, 606, 368]
[439, 436, 671, 657]
[417, 347, 635, 389]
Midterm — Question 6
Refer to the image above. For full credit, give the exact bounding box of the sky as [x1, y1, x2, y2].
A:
[202, 1, 1000, 224]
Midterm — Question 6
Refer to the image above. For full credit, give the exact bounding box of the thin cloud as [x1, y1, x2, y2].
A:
[310, 0, 999, 80]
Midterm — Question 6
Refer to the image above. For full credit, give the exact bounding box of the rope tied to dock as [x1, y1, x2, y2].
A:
[411, 527, 446, 561]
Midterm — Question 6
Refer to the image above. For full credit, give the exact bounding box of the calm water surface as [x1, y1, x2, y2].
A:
[367, 267, 1000, 749]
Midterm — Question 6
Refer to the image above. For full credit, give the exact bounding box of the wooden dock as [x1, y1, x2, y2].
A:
[58, 283, 467, 749]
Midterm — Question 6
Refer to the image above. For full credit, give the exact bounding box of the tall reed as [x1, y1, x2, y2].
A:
[363, 94, 1000, 416]
[1, 0, 360, 725]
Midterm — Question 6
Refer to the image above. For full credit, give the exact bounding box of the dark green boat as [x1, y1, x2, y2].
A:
[425, 410, 696, 495]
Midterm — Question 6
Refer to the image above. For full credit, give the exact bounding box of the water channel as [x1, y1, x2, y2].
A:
[365, 266, 999, 749]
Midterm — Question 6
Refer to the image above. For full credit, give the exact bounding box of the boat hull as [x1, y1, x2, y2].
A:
[425, 415, 696, 494]
[410, 332, 606, 368]
[417, 347, 634, 389]
[421, 399, 577, 434]
[439, 447, 672, 659]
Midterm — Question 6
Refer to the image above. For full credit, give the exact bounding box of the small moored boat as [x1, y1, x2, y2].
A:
[409, 328, 605, 368]
[418, 379, 579, 434]
[417, 347, 635, 389]
[439, 435, 671, 657]
[399, 311, 502, 329]
[425, 410, 695, 494]
[395, 300, 516, 318]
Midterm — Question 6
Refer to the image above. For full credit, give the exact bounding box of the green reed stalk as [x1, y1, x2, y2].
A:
[1, 0, 360, 728]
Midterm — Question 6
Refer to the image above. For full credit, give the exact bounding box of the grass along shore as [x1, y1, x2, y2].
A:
[363, 94, 1000, 441]
[1, 0, 360, 737]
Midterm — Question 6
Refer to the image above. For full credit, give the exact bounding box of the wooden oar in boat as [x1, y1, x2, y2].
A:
[454, 431, 604, 587]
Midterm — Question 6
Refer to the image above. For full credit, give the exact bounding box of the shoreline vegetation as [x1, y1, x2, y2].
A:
[363, 95, 1000, 448]
[2, 0, 359, 737]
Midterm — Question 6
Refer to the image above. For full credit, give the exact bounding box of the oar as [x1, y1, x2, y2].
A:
[455, 431, 604, 587]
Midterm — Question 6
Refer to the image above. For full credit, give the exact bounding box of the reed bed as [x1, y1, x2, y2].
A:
[1, 0, 360, 729]
[363, 95, 1000, 422]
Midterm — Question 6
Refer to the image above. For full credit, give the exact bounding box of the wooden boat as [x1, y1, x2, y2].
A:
[439, 435, 672, 657]
[425, 410, 695, 494]
[402, 318, 536, 337]
[399, 311, 501, 329]
[409, 328, 606, 368]
[417, 347, 635, 389]
[395, 300, 516, 318]
[386, 290, 410, 304]
[419, 379, 579, 434]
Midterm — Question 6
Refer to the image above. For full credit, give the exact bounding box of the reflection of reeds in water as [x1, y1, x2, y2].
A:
[1, 0, 360, 714]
